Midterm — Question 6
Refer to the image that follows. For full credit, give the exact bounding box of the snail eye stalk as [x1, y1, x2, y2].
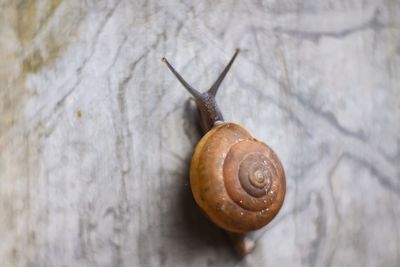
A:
[208, 48, 240, 97]
[161, 57, 201, 98]
[162, 49, 240, 133]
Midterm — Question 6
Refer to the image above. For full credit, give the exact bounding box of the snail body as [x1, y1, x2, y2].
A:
[162, 49, 286, 254]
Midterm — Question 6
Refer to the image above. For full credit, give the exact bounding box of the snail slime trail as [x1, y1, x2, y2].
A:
[162, 49, 286, 255]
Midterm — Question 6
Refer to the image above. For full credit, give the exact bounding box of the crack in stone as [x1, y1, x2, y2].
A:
[105, 34, 128, 74]
[274, 10, 391, 44]
[325, 150, 400, 266]
[272, 39, 368, 142]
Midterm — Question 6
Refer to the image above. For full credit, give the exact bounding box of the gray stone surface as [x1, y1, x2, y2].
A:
[1, 1, 399, 266]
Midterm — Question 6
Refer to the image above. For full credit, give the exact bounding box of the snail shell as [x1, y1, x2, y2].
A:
[190, 122, 286, 233]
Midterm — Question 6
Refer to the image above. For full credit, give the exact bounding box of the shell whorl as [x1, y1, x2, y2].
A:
[190, 123, 286, 233]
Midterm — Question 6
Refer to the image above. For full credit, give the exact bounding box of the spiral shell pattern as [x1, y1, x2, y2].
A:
[190, 123, 286, 233]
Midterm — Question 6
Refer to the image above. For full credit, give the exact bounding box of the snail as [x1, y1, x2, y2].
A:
[162, 49, 286, 255]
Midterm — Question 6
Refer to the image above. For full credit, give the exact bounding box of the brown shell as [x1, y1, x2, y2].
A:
[190, 122, 286, 233]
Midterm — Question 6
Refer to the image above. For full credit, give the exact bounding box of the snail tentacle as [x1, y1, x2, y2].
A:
[161, 57, 202, 98]
[208, 48, 240, 97]
[163, 51, 242, 133]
